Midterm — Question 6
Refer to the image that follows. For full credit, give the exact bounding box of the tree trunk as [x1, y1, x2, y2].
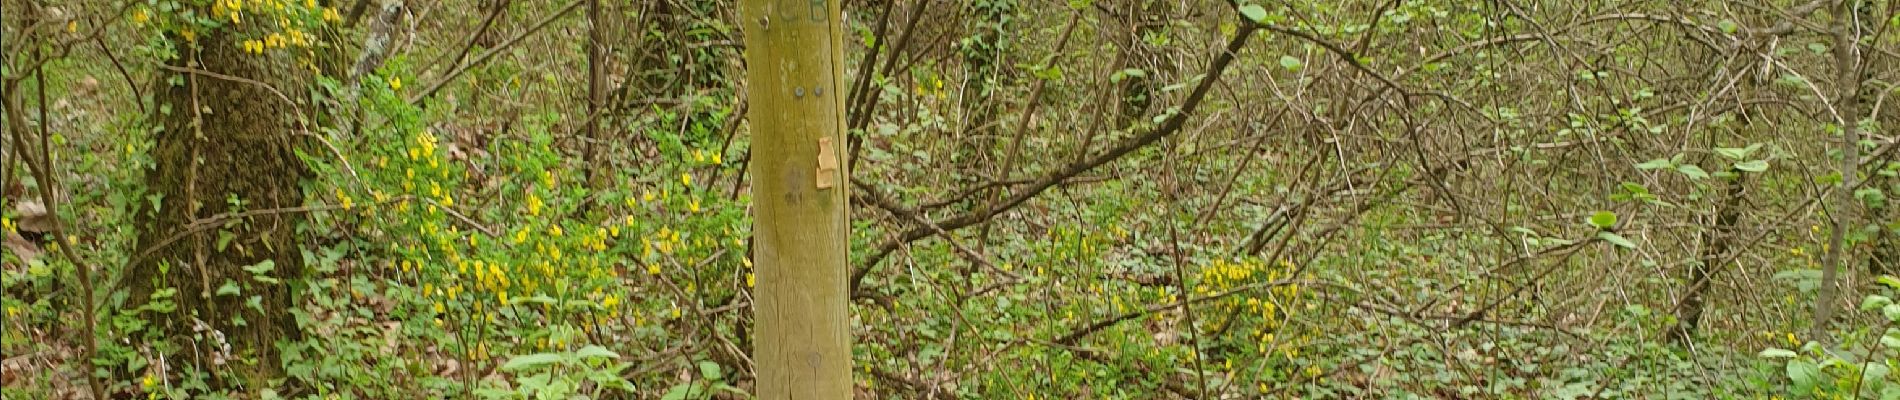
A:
[957, 0, 1011, 172]
[124, 28, 310, 389]
[738, 0, 852, 397]
[1809, 0, 1866, 342]
[1674, 168, 1744, 343]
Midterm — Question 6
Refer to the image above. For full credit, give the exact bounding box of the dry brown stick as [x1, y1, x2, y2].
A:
[974, 10, 1081, 253]
[408, 0, 583, 105]
[1194, 108, 1291, 228]
[4, 55, 107, 400]
[847, 0, 932, 171]
[843, 0, 897, 124]
[2, 1, 138, 85]
[90, 35, 144, 114]
[1159, 120, 1208, 399]
[851, 21, 1263, 297]
[422, 0, 508, 81]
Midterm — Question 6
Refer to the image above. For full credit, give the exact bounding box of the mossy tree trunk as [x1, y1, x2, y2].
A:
[124, 27, 310, 389]
[1673, 168, 1745, 343]
[738, 0, 852, 397]
[957, 0, 1011, 172]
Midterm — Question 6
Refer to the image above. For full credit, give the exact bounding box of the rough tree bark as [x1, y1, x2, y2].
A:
[123, 22, 311, 389]
[739, 0, 852, 398]
[1810, 0, 1866, 342]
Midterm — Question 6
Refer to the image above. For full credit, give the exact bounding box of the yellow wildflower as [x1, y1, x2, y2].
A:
[389, 77, 402, 91]
[336, 188, 355, 209]
[526, 194, 544, 216]
[688, 199, 700, 213]
[681, 173, 692, 187]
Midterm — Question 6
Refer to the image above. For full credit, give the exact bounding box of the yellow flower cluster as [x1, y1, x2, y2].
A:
[335, 188, 353, 210]
[690, 149, 723, 165]
[644, 225, 683, 258]
[240, 30, 310, 54]
[1195, 258, 1309, 359]
[179, 0, 332, 55]
[525, 194, 545, 216]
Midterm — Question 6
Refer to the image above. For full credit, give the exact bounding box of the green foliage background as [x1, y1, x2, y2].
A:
[3, 0, 1900, 399]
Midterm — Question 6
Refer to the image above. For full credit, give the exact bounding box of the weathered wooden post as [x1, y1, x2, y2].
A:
[739, 0, 852, 398]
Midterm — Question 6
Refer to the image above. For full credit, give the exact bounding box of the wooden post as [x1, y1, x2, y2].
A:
[739, 0, 852, 398]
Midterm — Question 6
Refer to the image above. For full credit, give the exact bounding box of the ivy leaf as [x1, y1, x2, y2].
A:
[216, 280, 242, 297]
[662, 383, 708, 400]
[216, 230, 236, 251]
[1884, 303, 1900, 322]
[575, 345, 619, 360]
[1635, 158, 1673, 170]
[1588, 211, 1618, 229]
[1598, 231, 1637, 249]
[1866, 363, 1892, 392]
[1238, 4, 1268, 23]
[1758, 348, 1797, 358]
[1789, 359, 1821, 395]
[1110, 68, 1146, 83]
[1864, 295, 1893, 311]
[1717, 19, 1739, 34]
[241, 260, 276, 275]
[1676, 164, 1710, 180]
[698, 360, 725, 380]
[501, 353, 565, 372]
[1278, 55, 1303, 71]
[1734, 160, 1769, 172]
